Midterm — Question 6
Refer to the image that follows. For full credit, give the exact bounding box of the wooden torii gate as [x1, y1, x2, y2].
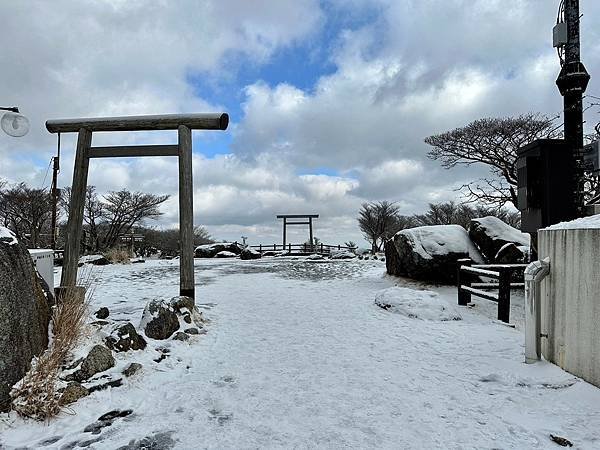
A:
[46, 113, 229, 303]
[277, 214, 319, 250]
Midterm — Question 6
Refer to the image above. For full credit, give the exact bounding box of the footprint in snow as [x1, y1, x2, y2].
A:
[208, 408, 233, 425]
[212, 375, 237, 387]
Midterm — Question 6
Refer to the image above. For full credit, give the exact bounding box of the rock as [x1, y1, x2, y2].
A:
[240, 248, 261, 260]
[495, 242, 528, 264]
[387, 225, 484, 284]
[105, 322, 147, 352]
[116, 431, 176, 450]
[307, 254, 325, 260]
[550, 434, 573, 447]
[0, 227, 51, 411]
[214, 250, 237, 258]
[330, 250, 356, 259]
[122, 363, 142, 377]
[170, 296, 194, 313]
[384, 238, 402, 276]
[131, 258, 145, 264]
[87, 377, 123, 393]
[71, 345, 115, 382]
[194, 242, 243, 258]
[60, 382, 89, 405]
[184, 327, 200, 335]
[79, 254, 110, 266]
[172, 332, 190, 341]
[468, 216, 530, 263]
[141, 299, 180, 340]
[94, 307, 109, 319]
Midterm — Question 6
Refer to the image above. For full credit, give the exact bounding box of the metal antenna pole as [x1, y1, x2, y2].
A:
[557, 0, 590, 214]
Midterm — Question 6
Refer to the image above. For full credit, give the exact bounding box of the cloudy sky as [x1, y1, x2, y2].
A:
[1, 0, 600, 246]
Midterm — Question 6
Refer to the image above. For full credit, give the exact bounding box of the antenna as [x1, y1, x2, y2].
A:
[0, 107, 30, 137]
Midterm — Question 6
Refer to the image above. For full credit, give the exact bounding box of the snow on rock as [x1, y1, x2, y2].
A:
[469, 216, 530, 262]
[79, 254, 110, 266]
[0, 227, 18, 246]
[140, 299, 180, 340]
[214, 250, 238, 258]
[375, 287, 462, 321]
[194, 242, 243, 258]
[545, 213, 600, 230]
[240, 248, 261, 260]
[330, 250, 356, 259]
[387, 225, 484, 283]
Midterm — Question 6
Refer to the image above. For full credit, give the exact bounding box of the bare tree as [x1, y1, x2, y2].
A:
[0, 182, 53, 247]
[358, 201, 400, 253]
[412, 201, 521, 229]
[100, 190, 169, 249]
[424, 113, 559, 209]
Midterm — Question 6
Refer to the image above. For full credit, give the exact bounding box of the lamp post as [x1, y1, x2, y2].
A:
[0, 107, 30, 137]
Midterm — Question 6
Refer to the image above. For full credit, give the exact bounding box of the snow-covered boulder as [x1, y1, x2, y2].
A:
[307, 254, 325, 260]
[387, 225, 484, 284]
[215, 251, 238, 258]
[330, 250, 356, 259]
[495, 242, 528, 264]
[141, 299, 180, 340]
[468, 216, 530, 263]
[0, 227, 51, 412]
[79, 254, 110, 266]
[240, 248, 261, 260]
[194, 242, 243, 258]
[105, 322, 147, 352]
[375, 287, 462, 321]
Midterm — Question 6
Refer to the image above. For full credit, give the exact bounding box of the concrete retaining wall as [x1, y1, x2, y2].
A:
[539, 229, 600, 387]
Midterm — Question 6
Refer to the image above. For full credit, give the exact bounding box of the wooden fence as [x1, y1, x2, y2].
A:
[250, 243, 356, 255]
[456, 258, 527, 323]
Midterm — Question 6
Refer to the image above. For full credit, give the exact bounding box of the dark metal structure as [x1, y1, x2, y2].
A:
[46, 113, 229, 302]
[277, 214, 318, 250]
[517, 139, 577, 233]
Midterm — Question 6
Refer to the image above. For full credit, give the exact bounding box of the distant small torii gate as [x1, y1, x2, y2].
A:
[277, 214, 319, 249]
[46, 113, 229, 303]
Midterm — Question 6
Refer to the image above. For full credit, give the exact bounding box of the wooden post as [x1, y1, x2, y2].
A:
[61, 128, 92, 288]
[282, 217, 287, 247]
[497, 268, 511, 323]
[321, 243, 324, 253]
[178, 125, 194, 301]
[457, 258, 472, 306]
[309, 217, 314, 252]
[288, 243, 291, 253]
[259, 244, 262, 253]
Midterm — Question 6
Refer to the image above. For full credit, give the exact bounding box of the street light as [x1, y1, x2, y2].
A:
[0, 107, 30, 137]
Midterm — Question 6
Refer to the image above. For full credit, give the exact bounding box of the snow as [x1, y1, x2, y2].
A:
[545, 213, 600, 230]
[0, 226, 18, 245]
[2, 257, 600, 449]
[397, 224, 484, 262]
[473, 216, 530, 246]
[374, 287, 462, 321]
[329, 249, 356, 259]
[214, 250, 238, 258]
[79, 254, 106, 264]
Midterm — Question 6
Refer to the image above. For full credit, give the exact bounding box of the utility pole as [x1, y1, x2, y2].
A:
[556, 0, 590, 215]
[50, 134, 61, 249]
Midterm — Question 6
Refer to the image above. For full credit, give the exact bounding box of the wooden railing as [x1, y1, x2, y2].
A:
[456, 258, 528, 323]
[250, 243, 356, 255]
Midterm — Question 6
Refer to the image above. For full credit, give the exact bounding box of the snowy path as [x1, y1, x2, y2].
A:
[2, 258, 600, 449]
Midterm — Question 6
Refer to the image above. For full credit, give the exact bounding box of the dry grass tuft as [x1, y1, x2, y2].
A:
[10, 270, 94, 421]
[104, 248, 131, 264]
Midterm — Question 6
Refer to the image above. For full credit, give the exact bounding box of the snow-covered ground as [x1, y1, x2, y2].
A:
[2, 257, 600, 449]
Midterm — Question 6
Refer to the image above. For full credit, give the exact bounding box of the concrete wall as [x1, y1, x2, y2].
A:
[539, 229, 600, 387]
